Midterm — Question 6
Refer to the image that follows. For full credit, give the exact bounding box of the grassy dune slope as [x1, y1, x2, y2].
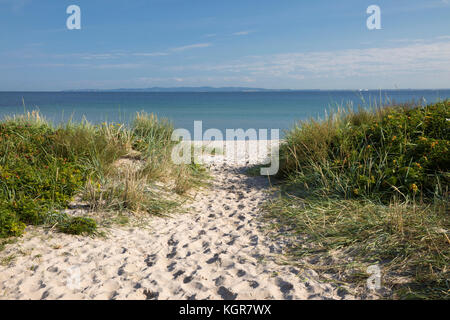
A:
[266, 101, 449, 299]
[0, 111, 205, 238]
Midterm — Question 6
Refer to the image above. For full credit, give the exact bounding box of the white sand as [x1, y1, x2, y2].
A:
[0, 141, 353, 300]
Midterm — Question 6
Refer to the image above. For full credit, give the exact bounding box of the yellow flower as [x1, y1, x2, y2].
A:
[411, 183, 418, 193]
[353, 188, 359, 195]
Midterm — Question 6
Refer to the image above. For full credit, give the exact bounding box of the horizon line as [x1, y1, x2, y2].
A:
[1, 87, 450, 93]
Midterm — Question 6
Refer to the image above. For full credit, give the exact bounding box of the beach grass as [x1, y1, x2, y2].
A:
[0, 111, 206, 239]
[265, 100, 449, 299]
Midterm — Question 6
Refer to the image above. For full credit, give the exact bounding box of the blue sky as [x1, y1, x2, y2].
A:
[1, 0, 450, 90]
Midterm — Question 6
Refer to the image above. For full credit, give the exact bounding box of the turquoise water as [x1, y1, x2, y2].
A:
[0, 90, 448, 137]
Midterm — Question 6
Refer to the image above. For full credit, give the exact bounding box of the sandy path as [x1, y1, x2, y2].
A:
[0, 151, 352, 300]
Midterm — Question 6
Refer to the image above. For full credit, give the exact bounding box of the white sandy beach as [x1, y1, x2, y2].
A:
[0, 140, 354, 300]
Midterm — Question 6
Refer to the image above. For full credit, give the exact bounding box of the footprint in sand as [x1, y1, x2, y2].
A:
[217, 286, 237, 300]
[144, 254, 157, 267]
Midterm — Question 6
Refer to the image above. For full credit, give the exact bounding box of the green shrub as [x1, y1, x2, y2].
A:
[0, 116, 94, 238]
[278, 101, 450, 201]
[0, 203, 26, 238]
[11, 198, 49, 225]
[57, 217, 97, 235]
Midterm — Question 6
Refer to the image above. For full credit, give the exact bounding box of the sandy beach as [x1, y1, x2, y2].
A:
[0, 140, 354, 300]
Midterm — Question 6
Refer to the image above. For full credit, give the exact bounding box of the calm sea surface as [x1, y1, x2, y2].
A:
[0, 90, 448, 137]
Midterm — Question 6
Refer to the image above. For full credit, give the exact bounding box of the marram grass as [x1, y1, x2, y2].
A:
[0, 111, 206, 239]
[266, 101, 449, 299]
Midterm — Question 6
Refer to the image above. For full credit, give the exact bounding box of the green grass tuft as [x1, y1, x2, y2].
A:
[57, 217, 97, 235]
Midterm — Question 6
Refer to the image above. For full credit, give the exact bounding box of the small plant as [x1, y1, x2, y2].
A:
[0, 254, 16, 266]
[245, 164, 265, 177]
[0, 238, 17, 252]
[113, 214, 129, 226]
[57, 217, 97, 235]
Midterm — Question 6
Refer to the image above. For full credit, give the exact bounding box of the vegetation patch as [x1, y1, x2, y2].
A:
[278, 101, 449, 200]
[245, 164, 265, 177]
[57, 217, 97, 235]
[266, 101, 449, 299]
[0, 111, 206, 239]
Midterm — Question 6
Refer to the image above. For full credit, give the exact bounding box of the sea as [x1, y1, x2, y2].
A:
[0, 90, 448, 138]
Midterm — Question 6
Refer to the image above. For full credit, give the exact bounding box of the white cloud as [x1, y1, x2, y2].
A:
[170, 43, 212, 52]
[26, 62, 146, 70]
[388, 38, 425, 43]
[92, 63, 144, 69]
[6, 39, 450, 88]
[232, 30, 253, 36]
[172, 41, 450, 80]
[41, 43, 209, 61]
[131, 52, 168, 57]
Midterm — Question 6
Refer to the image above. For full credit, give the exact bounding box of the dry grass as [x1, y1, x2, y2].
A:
[263, 196, 449, 299]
